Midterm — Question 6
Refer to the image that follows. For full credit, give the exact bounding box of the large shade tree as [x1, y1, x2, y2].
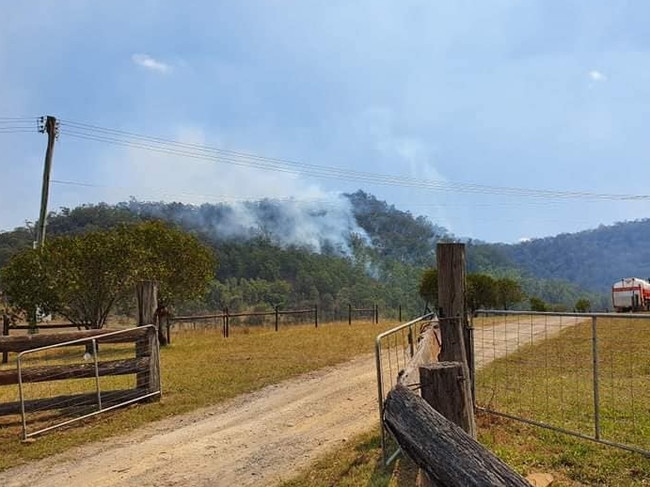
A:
[0, 221, 216, 331]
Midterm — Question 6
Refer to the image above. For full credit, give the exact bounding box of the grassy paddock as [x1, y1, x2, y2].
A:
[0, 319, 395, 471]
[285, 316, 650, 486]
[279, 427, 418, 487]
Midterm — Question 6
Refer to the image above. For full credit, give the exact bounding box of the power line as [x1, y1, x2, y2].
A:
[56, 119, 650, 202]
[51, 177, 642, 213]
[0, 117, 38, 121]
[0, 117, 40, 134]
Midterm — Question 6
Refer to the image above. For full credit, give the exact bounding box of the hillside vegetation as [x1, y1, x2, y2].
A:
[1, 190, 637, 315]
[491, 221, 650, 292]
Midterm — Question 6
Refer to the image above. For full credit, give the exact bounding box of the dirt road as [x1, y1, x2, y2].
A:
[1, 316, 579, 487]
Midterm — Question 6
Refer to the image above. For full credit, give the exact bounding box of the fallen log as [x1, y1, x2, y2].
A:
[383, 385, 529, 487]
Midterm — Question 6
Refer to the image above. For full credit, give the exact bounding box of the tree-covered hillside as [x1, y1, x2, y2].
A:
[1, 192, 627, 315]
[489, 220, 650, 292]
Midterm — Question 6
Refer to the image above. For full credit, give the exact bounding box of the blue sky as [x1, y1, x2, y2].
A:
[2, 1, 650, 243]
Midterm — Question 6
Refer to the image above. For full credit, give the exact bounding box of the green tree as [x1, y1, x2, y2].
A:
[466, 273, 498, 313]
[0, 221, 216, 330]
[574, 298, 591, 313]
[0, 248, 53, 324]
[529, 296, 548, 312]
[495, 277, 525, 310]
[418, 268, 438, 310]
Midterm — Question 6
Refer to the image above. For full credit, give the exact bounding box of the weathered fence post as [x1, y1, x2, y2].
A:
[399, 305, 402, 322]
[224, 307, 230, 338]
[136, 280, 163, 354]
[135, 281, 160, 398]
[375, 304, 379, 324]
[314, 304, 318, 328]
[348, 304, 352, 325]
[275, 306, 279, 332]
[139, 325, 161, 397]
[420, 362, 475, 438]
[419, 243, 475, 486]
[2, 314, 9, 364]
[436, 243, 468, 364]
[136, 281, 158, 328]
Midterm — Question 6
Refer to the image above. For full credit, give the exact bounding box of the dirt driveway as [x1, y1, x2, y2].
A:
[1, 315, 579, 487]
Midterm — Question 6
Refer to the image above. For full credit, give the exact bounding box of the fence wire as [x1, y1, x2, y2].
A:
[474, 311, 650, 456]
[375, 313, 439, 465]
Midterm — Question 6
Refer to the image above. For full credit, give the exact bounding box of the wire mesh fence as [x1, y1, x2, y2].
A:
[375, 312, 439, 465]
[473, 310, 650, 456]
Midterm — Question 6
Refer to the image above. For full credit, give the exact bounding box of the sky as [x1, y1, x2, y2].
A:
[2, 1, 650, 244]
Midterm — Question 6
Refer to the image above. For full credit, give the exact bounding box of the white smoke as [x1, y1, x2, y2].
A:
[132, 194, 371, 255]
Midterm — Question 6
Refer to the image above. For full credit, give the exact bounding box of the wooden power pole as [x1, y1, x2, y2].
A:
[36, 115, 58, 249]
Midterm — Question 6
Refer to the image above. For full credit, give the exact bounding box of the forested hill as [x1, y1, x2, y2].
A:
[485, 220, 650, 293]
[0, 192, 646, 304]
[0, 192, 451, 317]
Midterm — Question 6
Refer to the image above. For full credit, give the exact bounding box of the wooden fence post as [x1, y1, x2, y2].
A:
[399, 305, 402, 322]
[224, 307, 230, 338]
[348, 304, 352, 325]
[420, 362, 475, 438]
[136, 281, 158, 327]
[436, 243, 468, 364]
[375, 304, 379, 324]
[425, 243, 475, 486]
[135, 281, 160, 398]
[2, 314, 9, 364]
[314, 305, 318, 328]
[275, 306, 279, 332]
[142, 325, 161, 397]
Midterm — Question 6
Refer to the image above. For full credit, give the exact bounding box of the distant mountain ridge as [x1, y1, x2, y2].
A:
[487, 220, 650, 293]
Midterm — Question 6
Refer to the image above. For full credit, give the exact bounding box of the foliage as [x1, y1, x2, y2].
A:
[120, 221, 216, 306]
[574, 298, 591, 313]
[418, 268, 438, 309]
[346, 190, 446, 267]
[529, 296, 548, 312]
[495, 277, 525, 310]
[0, 221, 215, 328]
[466, 273, 498, 312]
[490, 219, 650, 293]
[0, 248, 51, 323]
[0, 194, 622, 318]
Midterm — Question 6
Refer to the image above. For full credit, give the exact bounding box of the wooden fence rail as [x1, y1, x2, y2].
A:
[6, 323, 83, 331]
[0, 327, 148, 354]
[0, 326, 160, 420]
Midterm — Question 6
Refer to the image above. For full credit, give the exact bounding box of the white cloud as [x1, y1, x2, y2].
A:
[131, 53, 171, 74]
[588, 70, 607, 82]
